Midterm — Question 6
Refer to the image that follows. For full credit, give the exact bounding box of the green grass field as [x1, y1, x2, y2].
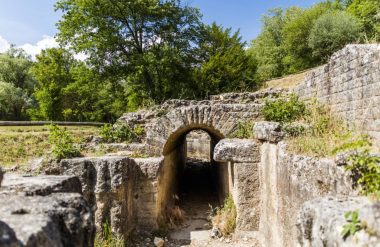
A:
[0, 125, 100, 167]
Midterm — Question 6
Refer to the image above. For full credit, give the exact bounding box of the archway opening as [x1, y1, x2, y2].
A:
[157, 126, 230, 242]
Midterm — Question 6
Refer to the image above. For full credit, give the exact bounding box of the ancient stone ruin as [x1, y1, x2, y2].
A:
[1, 44, 380, 246]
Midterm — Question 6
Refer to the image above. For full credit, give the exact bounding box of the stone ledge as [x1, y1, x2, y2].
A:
[297, 196, 380, 246]
[0, 174, 82, 196]
[0, 193, 95, 247]
[213, 139, 261, 163]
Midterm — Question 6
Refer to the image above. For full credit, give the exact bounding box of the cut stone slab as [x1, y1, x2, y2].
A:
[213, 139, 261, 163]
[0, 174, 82, 196]
[0, 193, 95, 247]
[297, 196, 380, 247]
[253, 121, 284, 143]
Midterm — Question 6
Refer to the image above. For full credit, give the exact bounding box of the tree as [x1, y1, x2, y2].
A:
[0, 46, 35, 92]
[55, 0, 203, 105]
[0, 81, 30, 120]
[194, 23, 257, 97]
[308, 11, 361, 61]
[346, 0, 379, 41]
[31, 48, 126, 122]
[31, 48, 74, 120]
[281, 2, 338, 73]
[247, 7, 303, 82]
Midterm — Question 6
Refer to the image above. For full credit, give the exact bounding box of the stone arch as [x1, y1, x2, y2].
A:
[146, 104, 246, 156]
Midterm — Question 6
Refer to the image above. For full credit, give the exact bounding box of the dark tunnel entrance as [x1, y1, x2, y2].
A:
[177, 130, 220, 232]
[157, 126, 230, 242]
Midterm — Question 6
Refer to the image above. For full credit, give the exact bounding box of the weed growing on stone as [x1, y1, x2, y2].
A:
[210, 194, 237, 236]
[334, 135, 380, 197]
[94, 222, 124, 247]
[228, 121, 254, 139]
[341, 210, 362, 240]
[285, 100, 354, 157]
[48, 125, 81, 159]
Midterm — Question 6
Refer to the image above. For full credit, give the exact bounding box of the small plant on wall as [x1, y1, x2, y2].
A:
[209, 194, 237, 236]
[228, 121, 254, 139]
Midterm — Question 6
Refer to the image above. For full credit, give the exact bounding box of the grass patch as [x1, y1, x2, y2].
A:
[0, 125, 99, 167]
[209, 194, 237, 236]
[94, 222, 124, 247]
[279, 100, 357, 157]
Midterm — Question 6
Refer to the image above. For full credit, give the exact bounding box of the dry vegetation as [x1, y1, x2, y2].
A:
[0, 125, 99, 167]
[262, 68, 315, 89]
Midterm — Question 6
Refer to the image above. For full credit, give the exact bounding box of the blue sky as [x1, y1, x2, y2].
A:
[0, 0, 322, 55]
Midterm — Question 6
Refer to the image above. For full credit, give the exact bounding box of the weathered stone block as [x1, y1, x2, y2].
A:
[0, 174, 82, 196]
[213, 139, 261, 163]
[297, 196, 380, 247]
[253, 121, 284, 143]
[0, 193, 95, 247]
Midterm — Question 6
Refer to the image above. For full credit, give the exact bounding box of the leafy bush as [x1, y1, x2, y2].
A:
[308, 11, 361, 61]
[262, 94, 306, 123]
[228, 121, 254, 139]
[99, 124, 145, 143]
[48, 125, 80, 159]
[210, 194, 237, 236]
[335, 135, 380, 196]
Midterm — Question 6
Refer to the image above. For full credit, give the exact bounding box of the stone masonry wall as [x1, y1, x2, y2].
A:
[259, 142, 356, 247]
[295, 44, 380, 143]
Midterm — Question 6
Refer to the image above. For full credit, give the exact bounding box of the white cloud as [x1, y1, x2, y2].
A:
[0, 35, 87, 61]
[19, 35, 58, 59]
[0, 36, 11, 53]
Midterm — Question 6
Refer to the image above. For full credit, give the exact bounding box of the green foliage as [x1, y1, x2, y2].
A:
[347, 0, 380, 41]
[262, 94, 306, 123]
[210, 194, 237, 236]
[228, 121, 254, 139]
[48, 125, 80, 159]
[335, 135, 380, 195]
[194, 23, 257, 97]
[100, 124, 145, 143]
[0, 81, 31, 120]
[55, 0, 258, 106]
[0, 47, 35, 92]
[55, 0, 203, 104]
[308, 11, 361, 61]
[0, 47, 35, 120]
[282, 2, 338, 73]
[248, 0, 378, 82]
[341, 210, 362, 239]
[247, 8, 288, 81]
[31, 48, 126, 122]
[94, 222, 124, 247]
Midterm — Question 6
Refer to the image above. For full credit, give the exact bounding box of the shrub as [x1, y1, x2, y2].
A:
[262, 94, 306, 123]
[228, 121, 254, 139]
[210, 194, 237, 236]
[48, 125, 80, 159]
[335, 135, 380, 196]
[308, 11, 361, 61]
[99, 124, 145, 143]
